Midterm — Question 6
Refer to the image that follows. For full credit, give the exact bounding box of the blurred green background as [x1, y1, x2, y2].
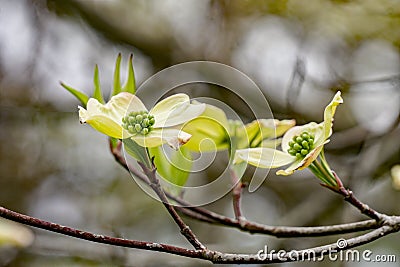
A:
[0, 0, 399, 266]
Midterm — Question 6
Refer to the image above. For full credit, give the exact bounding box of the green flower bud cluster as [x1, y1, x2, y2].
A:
[122, 111, 155, 135]
[287, 131, 314, 159]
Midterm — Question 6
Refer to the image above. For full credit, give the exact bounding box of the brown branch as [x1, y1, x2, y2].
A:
[230, 168, 245, 221]
[232, 181, 245, 220]
[330, 172, 384, 221]
[178, 202, 379, 237]
[210, 221, 400, 264]
[339, 187, 383, 221]
[0, 206, 203, 259]
[1, 206, 399, 264]
[138, 160, 206, 250]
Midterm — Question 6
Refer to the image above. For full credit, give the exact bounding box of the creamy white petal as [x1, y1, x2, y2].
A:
[132, 128, 191, 150]
[276, 142, 326, 176]
[234, 147, 295, 168]
[152, 101, 206, 128]
[125, 93, 148, 114]
[149, 94, 189, 126]
[79, 95, 135, 139]
[323, 91, 343, 139]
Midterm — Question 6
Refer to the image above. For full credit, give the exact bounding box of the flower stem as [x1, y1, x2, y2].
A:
[319, 150, 337, 184]
[328, 173, 385, 221]
[230, 168, 245, 222]
[311, 159, 336, 187]
[309, 162, 329, 184]
[138, 160, 206, 250]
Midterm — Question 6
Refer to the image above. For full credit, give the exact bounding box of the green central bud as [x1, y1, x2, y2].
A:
[122, 111, 155, 135]
[287, 131, 314, 159]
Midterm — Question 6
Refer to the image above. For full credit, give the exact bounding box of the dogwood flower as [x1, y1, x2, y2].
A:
[79, 92, 205, 149]
[234, 92, 343, 184]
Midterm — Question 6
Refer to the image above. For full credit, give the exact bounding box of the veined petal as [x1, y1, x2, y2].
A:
[151, 93, 190, 115]
[182, 117, 229, 152]
[274, 119, 297, 137]
[79, 94, 137, 139]
[125, 93, 148, 114]
[261, 138, 282, 148]
[79, 93, 144, 139]
[132, 128, 191, 150]
[182, 103, 230, 152]
[323, 91, 343, 139]
[244, 119, 296, 142]
[197, 102, 230, 131]
[152, 101, 206, 128]
[79, 111, 125, 139]
[234, 147, 295, 168]
[314, 122, 326, 147]
[103, 92, 146, 121]
[276, 159, 303, 176]
[150, 94, 193, 127]
[243, 119, 295, 137]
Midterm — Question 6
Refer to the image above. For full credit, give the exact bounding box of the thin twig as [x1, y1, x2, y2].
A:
[339, 187, 383, 221]
[330, 173, 384, 221]
[177, 202, 379, 237]
[176, 207, 217, 224]
[138, 160, 206, 250]
[210, 222, 400, 264]
[230, 168, 245, 221]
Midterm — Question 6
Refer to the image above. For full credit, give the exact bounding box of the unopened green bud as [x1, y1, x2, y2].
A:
[301, 133, 309, 140]
[287, 130, 315, 158]
[293, 143, 302, 150]
[121, 110, 155, 135]
[302, 140, 309, 149]
[141, 128, 149, 135]
[136, 114, 143, 121]
[135, 124, 142, 132]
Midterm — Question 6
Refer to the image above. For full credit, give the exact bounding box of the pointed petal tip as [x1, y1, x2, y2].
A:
[331, 91, 343, 105]
[276, 169, 293, 176]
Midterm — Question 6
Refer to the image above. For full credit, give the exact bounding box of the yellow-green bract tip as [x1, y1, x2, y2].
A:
[111, 53, 122, 97]
[122, 54, 136, 94]
[93, 64, 105, 104]
[60, 81, 89, 107]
